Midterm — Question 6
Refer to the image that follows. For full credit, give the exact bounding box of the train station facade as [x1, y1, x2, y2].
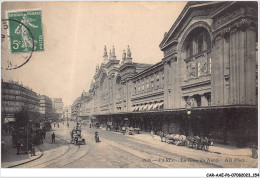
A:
[73, 1, 258, 146]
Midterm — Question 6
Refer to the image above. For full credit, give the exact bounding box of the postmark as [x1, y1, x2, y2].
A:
[2, 19, 33, 70]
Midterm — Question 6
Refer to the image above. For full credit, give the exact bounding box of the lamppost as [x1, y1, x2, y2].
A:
[185, 97, 193, 136]
[66, 109, 68, 126]
[26, 117, 32, 154]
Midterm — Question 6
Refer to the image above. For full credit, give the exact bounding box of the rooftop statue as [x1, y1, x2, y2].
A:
[109, 49, 112, 60]
[122, 49, 126, 60]
[112, 45, 116, 57]
[103, 45, 107, 57]
[127, 45, 131, 58]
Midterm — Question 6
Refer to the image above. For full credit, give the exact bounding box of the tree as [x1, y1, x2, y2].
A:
[15, 109, 41, 128]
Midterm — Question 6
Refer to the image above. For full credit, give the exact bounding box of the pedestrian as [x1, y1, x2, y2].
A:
[58, 124, 59, 128]
[70, 131, 73, 139]
[151, 130, 154, 139]
[43, 131, 46, 139]
[251, 143, 258, 159]
[4, 125, 8, 135]
[51, 132, 55, 143]
[1, 140, 5, 154]
[30, 143, 36, 156]
[122, 127, 126, 135]
[203, 137, 208, 151]
[16, 139, 22, 155]
[95, 131, 99, 142]
[54, 123, 55, 127]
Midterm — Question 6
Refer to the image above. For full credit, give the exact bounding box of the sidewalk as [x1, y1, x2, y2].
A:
[1, 135, 43, 168]
[124, 132, 253, 157]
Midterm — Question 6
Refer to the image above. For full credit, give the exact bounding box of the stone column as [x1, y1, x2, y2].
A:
[108, 77, 111, 112]
[201, 95, 208, 107]
[229, 21, 257, 105]
[212, 18, 257, 106]
[212, 35, 225, 106]
[245, 27, 257, 105]
[223, 36, 230, 105]
[111, 77, 115, 113]
[163, 61, 170, 109]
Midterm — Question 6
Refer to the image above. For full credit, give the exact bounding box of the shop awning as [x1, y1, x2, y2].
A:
[135, 106, 140, 111]
[159, 102, 164, 109]
[153, 103, 159, 109]
[148, 104, 154, 110]
[4, 118, 15, 123]
[143, 105, 149, 111]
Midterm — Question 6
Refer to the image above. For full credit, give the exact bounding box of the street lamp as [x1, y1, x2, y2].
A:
[66, 109, 68, 126]
[26, 117, 33, 154]
[185, 97, 193, 117]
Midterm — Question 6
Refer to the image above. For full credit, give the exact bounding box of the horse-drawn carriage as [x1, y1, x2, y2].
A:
[70, 129, 85, 145]
[165, 134, 187, 146]
[126, 127, 134, 135]
[156, 131, 213, 151]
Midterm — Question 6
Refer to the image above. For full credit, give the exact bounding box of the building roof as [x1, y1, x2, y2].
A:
[159, 1, 228, 50]
[131, 61, 163, 80]
[134, 63, 153, 73]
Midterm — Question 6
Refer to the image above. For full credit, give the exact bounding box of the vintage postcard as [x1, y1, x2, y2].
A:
[1, 1, 259, 177]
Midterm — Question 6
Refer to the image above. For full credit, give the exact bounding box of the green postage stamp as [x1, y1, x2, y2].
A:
[7, 9, 44, 53]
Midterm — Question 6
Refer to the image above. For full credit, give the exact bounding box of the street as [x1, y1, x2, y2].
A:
[16, 122, 258, 168]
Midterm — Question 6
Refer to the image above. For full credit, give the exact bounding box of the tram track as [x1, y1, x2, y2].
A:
[29, 136, 72, 168]
[32, 135, 92, 168]
[60, 140, 92, 168]
[81, 131, 167, 168]
[14, 123, 222, 168]
[14, 135, 71, 168]
[83, 130, 222, 168]
[12, 125, 92, 168]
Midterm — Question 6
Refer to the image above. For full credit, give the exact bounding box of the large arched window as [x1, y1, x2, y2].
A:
[116, 76, 122, 101]
[183, 27, 212, 79]
[100, 73, 109, 103]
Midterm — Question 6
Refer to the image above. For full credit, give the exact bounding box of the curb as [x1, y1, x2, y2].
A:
[125, 133, 252, 157]
[7, 147, 43, 168]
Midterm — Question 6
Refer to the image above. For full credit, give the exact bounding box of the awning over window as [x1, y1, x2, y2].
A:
[148, 104, 154, 110]
[4, 118, 15, 123]
[132, 102, 163, 112]
[159, 102, 164, 108]
[153, 103, 159, 110]
[143, 105, 149, 111]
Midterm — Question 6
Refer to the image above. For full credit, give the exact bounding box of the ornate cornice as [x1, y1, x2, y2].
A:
[162, 54, 177, 66]
[213, 17, 257, 40]
[160, 1, 219, 49]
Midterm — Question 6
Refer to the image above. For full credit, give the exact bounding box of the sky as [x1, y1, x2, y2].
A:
[1, 1, 187, 106]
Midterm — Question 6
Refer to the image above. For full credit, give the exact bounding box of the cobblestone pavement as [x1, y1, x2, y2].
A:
[15, 122, 258, 168]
